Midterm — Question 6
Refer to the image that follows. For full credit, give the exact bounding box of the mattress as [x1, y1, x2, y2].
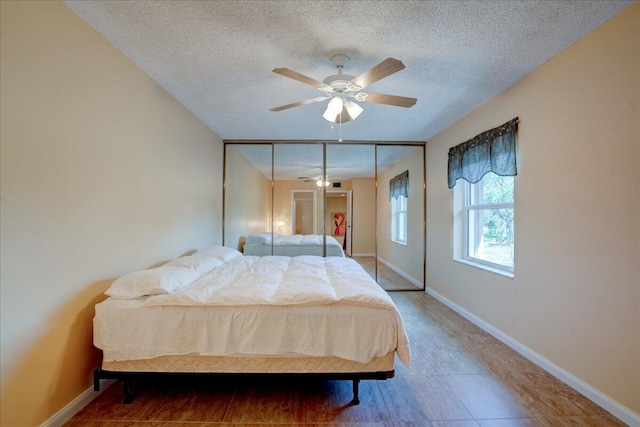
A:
[94, 255, 409, 367]
[243, 233, 345, 257]
[95, 297, 406, 365]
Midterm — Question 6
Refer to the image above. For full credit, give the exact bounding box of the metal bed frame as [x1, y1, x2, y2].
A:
[94, 367, 394, 405]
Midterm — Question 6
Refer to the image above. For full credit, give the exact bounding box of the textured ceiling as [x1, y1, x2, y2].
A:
[64, 1, 632, 143]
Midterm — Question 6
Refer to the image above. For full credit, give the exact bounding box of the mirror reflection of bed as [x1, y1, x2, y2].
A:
[224, 142, 424, 291]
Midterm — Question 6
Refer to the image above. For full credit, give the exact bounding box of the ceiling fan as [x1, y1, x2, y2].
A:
[270, 54, 417, 123]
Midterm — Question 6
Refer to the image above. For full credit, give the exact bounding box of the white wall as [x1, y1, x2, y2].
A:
[426, 3, 639, 413]
[0, 1, 223, 425]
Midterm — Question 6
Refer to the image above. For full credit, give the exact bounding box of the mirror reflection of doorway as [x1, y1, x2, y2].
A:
[291, 190, 316, 235]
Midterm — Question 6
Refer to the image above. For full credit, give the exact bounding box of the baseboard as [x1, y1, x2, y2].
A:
[41, 379, 115, 427]
[426, 287, 640, 427]
[377, 256, 422, 287]
[351, 253, 375, 257]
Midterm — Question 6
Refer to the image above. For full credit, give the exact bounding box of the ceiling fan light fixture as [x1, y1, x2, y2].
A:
[322, 107, 338, 122]
[344, 101, 363, 120]
[329, 96, 344, 111]
[315, 178, 330, 187]
[322, 97, 342, 122]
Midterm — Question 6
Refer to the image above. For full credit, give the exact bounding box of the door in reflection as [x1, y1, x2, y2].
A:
[273, 144, 324, 255]
[292, 190, 316, 235]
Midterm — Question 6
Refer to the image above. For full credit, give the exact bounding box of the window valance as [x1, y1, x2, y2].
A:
[448, 117, 519, 189]
[390, 170, 409, 200]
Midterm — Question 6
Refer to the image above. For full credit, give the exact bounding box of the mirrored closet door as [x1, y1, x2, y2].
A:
[223, 141, 425, 291]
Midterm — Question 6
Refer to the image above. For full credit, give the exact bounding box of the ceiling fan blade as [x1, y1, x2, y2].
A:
[348, 58, 405, 90]
[359, 92, 417, 108]
[270, 97, 328, 112]
[273, 68, 331, 90]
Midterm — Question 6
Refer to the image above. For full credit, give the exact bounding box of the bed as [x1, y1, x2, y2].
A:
[242, 233, 345, 257]
[92, 246, 410, 404]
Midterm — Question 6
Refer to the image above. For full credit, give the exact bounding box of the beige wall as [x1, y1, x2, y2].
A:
[352, 178, 376, 255]
[224, 147, 271, 250]
[426, 3, 639, 413]
[0, 2, 223, 426]
[377, 148, 425, 284]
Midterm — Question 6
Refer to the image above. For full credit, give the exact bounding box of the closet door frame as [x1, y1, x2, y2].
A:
[223, 140, 426, 291]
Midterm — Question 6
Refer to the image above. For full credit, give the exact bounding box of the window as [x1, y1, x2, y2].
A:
[463, 172, 514, 272]
[391, 195, 407, 244]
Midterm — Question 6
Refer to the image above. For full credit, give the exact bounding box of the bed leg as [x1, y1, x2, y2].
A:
[351, 379, 360, 405]
[121, 379, 134, 404]
[93, 369, 102, 391]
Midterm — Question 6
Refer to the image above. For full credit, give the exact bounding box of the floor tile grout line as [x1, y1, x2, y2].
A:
[435, 373, 476, 422]
[375, 378, 395, 423]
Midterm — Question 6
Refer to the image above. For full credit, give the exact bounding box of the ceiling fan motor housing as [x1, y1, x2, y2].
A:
[323, 74, 356, 93]
[324, 53, 354, 94]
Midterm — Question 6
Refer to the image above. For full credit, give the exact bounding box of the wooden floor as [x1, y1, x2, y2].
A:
[67, 292, 625, 427]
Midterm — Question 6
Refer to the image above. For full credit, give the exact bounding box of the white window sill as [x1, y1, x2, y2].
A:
[391, 240, 408, 246]
[454, 258, 514, 279]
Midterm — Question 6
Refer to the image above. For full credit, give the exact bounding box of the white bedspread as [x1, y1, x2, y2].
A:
[94, 256, 410, 366]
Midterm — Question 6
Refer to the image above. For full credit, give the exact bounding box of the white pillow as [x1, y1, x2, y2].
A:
[165, 254, 223, 275]
[105, 266, 200, 299]
[197, 245, 242, 262]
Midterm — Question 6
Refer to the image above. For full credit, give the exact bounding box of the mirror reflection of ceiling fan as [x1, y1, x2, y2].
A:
[271, 54, 417, 123]
[298, 167, 332, 187]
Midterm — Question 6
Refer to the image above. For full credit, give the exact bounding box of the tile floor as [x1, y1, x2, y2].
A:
[66, 292, 626, 426]
[351, 256, 422, 291]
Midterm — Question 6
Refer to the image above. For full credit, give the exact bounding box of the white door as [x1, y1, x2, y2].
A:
[291, 190, 317, 235]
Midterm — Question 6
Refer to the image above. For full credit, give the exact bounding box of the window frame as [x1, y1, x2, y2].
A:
[461, 175, 514, 274]
[391, 194, 408, 245]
